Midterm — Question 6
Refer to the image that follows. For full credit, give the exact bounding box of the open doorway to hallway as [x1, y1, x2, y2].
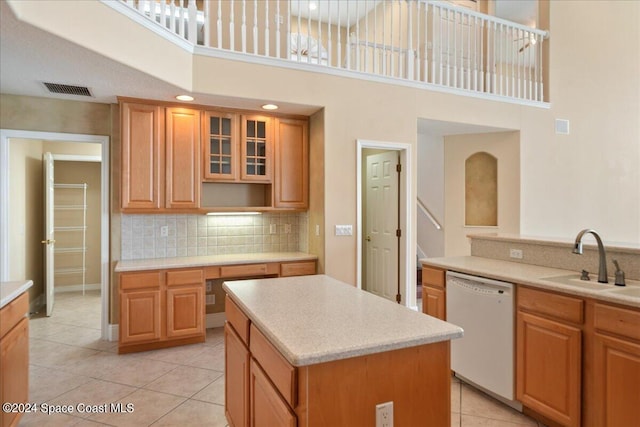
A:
[0, 130, 110, 340]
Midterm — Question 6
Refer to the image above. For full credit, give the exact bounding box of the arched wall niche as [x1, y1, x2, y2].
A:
[465, 151, 498, 227]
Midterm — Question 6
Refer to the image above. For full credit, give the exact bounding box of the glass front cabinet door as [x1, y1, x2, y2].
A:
[241, 115, 273, 182]
[203, 111, 238, 181]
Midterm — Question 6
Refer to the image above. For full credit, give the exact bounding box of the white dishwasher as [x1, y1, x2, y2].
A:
[446, 271, 519, 407]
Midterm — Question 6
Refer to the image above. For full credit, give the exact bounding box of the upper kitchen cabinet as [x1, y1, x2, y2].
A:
[165, 107, 200, 209]
[121, 102, 164, 210]
[241, 115, 273, 182]
[202, 111, 238, 182]
[120, 101, 200, 212]
[274, 118, 309, 209]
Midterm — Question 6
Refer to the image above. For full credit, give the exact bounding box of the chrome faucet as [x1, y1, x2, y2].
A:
[573, 229, 608, 283]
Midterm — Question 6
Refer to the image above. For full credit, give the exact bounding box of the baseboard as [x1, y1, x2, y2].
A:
[108, 324, 119, 342]
[206, 312, 226, 328]
[54, 283, 101, 293]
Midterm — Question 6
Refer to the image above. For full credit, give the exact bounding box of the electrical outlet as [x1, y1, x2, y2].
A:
[270, 223, 277, 234]
[510, 248, 523, 259]
[375, 401, 394, 427]
[206, 295, 216, 305]
[315, 224, 320, 236]
[335, 225, 353, 236]
[160, 225, 169, 237]
[284, 224, 291, 234]
[206, 282, 212, 293]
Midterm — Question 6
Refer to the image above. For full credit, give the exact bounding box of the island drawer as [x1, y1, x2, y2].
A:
[280, 261, 316, 277]
[594, 303, 640, 341]
[518, 286, 584, 324]
[226, 295, 250, 344]
[250, 324, 297, 407]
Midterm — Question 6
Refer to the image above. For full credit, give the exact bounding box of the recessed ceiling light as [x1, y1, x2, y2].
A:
[176, 95, 194, 101]
[261, 104, 279, 110]
[309, 2, 317, 11]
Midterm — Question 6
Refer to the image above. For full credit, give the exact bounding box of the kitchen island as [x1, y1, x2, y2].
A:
[223, 274, 463, 427]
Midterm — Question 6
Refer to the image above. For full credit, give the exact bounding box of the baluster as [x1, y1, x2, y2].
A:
[318, 1, 322, 65]
[398, 0, 404, 79]
[253, 0, 258, 55]
[264, 0, 269, 57]
[453, 10, 458, 88]
[373, 0, 378, 74]
[446, 8, 451, 87]
[407, 1, 414, 80]
[285, 0, 290, 60]
[510, 25, 515, 97]
[241, 0, 246, 53]
[126, 0, 135, 7]
[297, 0, 302, 62]
[149, 0, 156, 22]
[492, 21, 497, 94]
[466, 14, 471, 90]
[538, 34, 543, 101]
[188, 0, 197, 44]
[159, 1, 167, 30]
[276, 0, 281, 58]
[390, 1, 394, 76]
[217, 0, 222, 48]
[422, 1, 428, 82]
[430, 4, 435, 84]
[137, 0, 145, 13]
[382, 0, 386, 76]
[435, 6, 441, 85]
[364, 0, 369, 73]
[177, 0, 184, 38]
[327, 1, 332, 67]
[203, 0, 209, 46]
[337, 0, 341, 69]
[528, 32, 534, 100]
[517, 29, 522, 98]
[306, 1, 311, 64]
[230, 0, 235, 51]
[356, 0, 360, 71]
[170, 1, 176, 33]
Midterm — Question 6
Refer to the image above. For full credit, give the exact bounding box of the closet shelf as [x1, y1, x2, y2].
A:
[53, 182, 88, 294]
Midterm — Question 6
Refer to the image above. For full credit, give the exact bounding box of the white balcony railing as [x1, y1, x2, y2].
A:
[118, 0, 548, 103]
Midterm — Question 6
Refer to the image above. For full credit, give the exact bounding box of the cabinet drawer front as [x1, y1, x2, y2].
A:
[221, 264, 267, 278]
[280, 261, 316, 277]
[166, 269, 204, 287]
[225, 295, 250, 345]
[0, 292, 28, 338]
[518, 286, 584, 324]
[120, 271, 161, 291]
[422, 266, 445, 288]
[250, 324, 297, 407]
[594, 303, 640, 341]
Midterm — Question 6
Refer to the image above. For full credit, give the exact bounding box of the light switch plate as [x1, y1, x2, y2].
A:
[335, 225, 353, 236]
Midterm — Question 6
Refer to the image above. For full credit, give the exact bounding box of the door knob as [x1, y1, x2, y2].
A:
[366, 236, 371, 242]
[41, 239, 56, 244]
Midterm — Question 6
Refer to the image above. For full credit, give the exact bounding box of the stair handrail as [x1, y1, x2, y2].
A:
[417, 197, 442, 230]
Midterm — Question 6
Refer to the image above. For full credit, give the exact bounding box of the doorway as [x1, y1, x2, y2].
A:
[356, 139, 414, 309]
[0, 130, 110, 340]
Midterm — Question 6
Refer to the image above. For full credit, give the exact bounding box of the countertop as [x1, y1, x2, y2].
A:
[115, 252, 317, 272]
[0, 280, 33, 309]
[223, 274, 463, 367]
[421, 256, 640, 308]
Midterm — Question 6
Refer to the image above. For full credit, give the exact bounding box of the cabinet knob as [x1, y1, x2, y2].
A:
[366, 236, 371, 242]
[41, 239, 56, 245]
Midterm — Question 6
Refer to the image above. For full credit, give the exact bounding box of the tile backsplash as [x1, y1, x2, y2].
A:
[121, 212, 308, 260]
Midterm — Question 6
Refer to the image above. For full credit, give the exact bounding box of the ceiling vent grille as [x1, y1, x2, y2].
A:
[42, 82, 93, 97]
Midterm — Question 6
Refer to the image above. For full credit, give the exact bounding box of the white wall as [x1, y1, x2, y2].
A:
[417, 132, 444, 259]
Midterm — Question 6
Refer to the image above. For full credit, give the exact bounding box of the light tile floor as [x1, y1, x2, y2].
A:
[19, 292, 544, 426]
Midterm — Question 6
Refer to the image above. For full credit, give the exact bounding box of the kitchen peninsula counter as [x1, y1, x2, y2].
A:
[223, 274, 462, 426]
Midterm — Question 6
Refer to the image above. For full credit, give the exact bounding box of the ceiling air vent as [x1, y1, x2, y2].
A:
[42, 82, 93, 97]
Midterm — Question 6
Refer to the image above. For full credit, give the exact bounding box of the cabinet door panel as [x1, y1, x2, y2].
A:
[241, 115, 272, 182]
[121, 103, 163, 210]
[274, 118, 308, 209]
[226, 324, 250, 427]
[593, 333, 640, 427]
[203, 112, 238, 181]
[0, 317, 29, 427]
[166, 107, 200, 209]
[167, 286, 204, 338]
[423, 285, 445, 320]
[250, 358, 296, 427]
[516, 311, 581, 427]
[120, 290, 161, 344]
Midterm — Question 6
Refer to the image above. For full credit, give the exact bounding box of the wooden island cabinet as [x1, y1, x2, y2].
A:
[421, 265, 446, 320]
[223, 275, 462, 427]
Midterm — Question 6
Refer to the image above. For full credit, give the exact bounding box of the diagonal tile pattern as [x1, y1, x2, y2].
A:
[21, 291, 545, 426]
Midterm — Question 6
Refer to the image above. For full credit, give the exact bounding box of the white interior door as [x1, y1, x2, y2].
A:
[365, 151, 399, 302]
[43, 152, 55, 316]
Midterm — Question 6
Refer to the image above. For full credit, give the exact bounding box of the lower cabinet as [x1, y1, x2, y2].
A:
[119, 268, 205, 353]
[421, 265, 446, 320]
[591, 303, 640, 427]
[225, 323, 250, 427]
[0, 292, 29, 427]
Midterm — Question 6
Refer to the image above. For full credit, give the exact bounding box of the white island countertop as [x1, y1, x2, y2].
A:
[223, 274, 463, 367]
[1, 280, 33, 309]
[115, 252, 317, 272]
